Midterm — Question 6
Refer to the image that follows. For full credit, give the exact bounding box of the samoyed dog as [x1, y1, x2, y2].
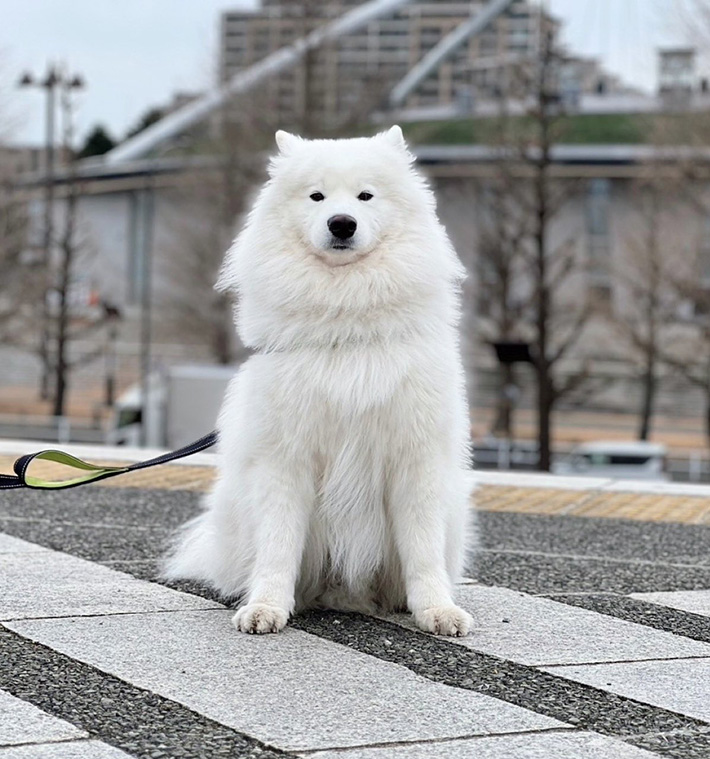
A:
[163, 126, 474, 636]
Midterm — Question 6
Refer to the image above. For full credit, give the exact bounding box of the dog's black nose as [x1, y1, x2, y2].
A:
[328, 215, 357, 240]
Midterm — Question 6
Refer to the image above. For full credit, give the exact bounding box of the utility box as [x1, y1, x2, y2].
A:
[165, 365, 237, 449]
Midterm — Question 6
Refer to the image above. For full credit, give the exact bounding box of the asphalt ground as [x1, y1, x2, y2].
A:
[2, 484, 710, 758]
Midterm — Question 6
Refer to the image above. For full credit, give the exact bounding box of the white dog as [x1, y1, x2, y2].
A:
[163, 126, 474, 636]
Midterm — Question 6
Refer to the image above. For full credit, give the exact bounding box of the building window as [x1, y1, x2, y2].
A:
[586, 178, 612, 294]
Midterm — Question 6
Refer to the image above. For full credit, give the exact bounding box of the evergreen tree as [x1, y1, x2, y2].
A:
[78, 125, 116, 158]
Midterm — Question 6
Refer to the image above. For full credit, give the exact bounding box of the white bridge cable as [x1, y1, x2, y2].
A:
[105, 0, 413, 165]
[389, 0, 517, 107]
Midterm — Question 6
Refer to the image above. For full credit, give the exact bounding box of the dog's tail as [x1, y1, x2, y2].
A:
[160, 510, 215, 584]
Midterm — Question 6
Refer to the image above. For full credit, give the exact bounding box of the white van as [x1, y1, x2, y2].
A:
[553, 441, 670, 481]
[107, 365, 237, 449]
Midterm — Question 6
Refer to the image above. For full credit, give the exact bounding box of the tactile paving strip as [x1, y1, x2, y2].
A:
[2, 454, 709, 524]
[476, 486, 710, 526]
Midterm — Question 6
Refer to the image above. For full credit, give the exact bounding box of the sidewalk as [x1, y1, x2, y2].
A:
[1, 444, 710, 758]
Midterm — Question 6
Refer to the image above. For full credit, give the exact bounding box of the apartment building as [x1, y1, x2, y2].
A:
[219, 0, 547, 130]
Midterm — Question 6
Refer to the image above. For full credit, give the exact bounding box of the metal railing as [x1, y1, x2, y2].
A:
[0, 414, 106, 445]
[474, 440, 710, 483]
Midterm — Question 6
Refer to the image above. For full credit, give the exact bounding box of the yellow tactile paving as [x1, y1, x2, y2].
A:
[475, 486, 595, 515]
[2, 453, 709, 525]
[476, 485, 710, 526]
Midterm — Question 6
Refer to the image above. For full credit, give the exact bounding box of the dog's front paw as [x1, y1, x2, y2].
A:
[232, 603, 289, 634]
[414, 604, 473, 637]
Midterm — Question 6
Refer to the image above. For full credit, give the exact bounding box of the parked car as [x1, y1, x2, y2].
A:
[552, 441, 670, 481]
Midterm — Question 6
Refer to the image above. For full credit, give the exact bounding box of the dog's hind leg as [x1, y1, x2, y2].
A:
[232, 460, 315, 634]
[388, 458, 473, 637]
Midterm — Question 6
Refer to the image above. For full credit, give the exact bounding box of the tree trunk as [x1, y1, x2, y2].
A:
[535, 159, 551, 471]
[53, 348, 67, 417]
[532, 33, 554, 472]
[52, 287, 69, 418]
[52, 190, 74, 418]
[536, 359, 553, 471]
[638, 363, 655, 441]
[638, 190, 660, 442]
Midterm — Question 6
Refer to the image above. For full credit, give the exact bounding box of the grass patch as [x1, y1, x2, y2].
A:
[400, 112, 710, 146]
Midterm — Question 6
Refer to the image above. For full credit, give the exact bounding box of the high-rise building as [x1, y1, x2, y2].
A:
[219, 1, 546, 131]
[658, 48, 697, 110]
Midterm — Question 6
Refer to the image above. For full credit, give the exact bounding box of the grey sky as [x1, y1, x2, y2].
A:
[2, 0, 693, 148]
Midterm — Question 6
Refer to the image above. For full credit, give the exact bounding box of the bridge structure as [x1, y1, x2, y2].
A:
[104, 0, 519, 165]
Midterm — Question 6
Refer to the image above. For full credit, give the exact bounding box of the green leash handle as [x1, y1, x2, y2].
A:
[0, 431, 217, 491]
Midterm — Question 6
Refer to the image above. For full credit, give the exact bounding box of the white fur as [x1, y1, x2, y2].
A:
[162, 126, 475, 636]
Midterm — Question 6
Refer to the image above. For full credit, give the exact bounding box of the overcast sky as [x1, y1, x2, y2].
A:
[1, 0, 694, 147]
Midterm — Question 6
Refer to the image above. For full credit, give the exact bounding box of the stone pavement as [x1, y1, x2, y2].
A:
[1, 448, 710, 758]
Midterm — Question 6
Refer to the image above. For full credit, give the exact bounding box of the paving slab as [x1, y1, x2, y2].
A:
[0, 535, 48, 555]
[304, 731, 662, 759]
[476, 551, 710, 595]
[0, 741, 132, 758]
[0, 690, 86, 746]
[630, 590, 710, 617]
[541, 658, 710, 723]
[549, 593, 710, 647]
[479, 511, 710, 566]
[0, 549, 223, 620]
[0, 522, 172, 565]
[5, 610, 567, 753]
[384, 585, 710, 666]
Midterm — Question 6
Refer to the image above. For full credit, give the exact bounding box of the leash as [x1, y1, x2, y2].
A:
[0, 431, 218, 491]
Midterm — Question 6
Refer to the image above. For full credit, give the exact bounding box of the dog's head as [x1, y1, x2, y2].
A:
[216, 126, 466, 350]
[266, 126, 418, 267]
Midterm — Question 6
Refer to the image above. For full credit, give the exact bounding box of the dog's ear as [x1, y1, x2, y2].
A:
[275, 130, 302, 155]
[381, 125, 406, 149]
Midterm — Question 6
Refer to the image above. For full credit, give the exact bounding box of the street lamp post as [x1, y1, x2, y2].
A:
[18, 64, 84, 403]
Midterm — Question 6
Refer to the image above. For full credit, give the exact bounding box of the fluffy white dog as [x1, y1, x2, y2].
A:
[163, 126, 474, 636]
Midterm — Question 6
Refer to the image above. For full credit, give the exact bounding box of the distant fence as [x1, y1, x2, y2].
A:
[474, 441, 710, 484]
[1, 418, 708, 484]
[0, 414, 106, 445]
[668, 454, 710, 484]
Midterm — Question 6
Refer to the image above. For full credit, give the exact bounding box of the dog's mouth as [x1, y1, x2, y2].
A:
[330, 241, 352, 251]
[316, 237, 371, 267]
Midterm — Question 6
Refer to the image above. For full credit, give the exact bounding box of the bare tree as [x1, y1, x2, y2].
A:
[471, 163, 531, 438]
[46, 80, 110, 416]
[0, 124, 46, 366]
[662, 208, 710, 443]
[50, 83, 79, 416]
[453, 25, 599, 468]
[610, 163, 688, 441]
[160, 114, 264, 365]
[665, 292, 710, 443]
[656, 0, 710, 442]
[507, 29, 594, 470]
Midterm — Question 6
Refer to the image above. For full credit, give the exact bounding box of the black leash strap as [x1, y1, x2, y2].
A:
[0, 431, 218, 491]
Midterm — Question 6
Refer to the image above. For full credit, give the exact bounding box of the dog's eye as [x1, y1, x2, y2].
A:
[358, 192, 373, 201]
[310, 192, 325, 202]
